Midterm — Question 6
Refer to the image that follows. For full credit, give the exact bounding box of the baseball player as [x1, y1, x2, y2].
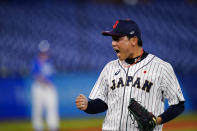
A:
[31, 41, 59, 131]
[75, 19, 185, 131]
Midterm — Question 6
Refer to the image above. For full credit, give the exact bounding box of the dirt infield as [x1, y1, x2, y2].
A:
[163, 121, 197, 130]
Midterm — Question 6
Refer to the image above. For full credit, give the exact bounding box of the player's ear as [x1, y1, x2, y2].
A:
[129, 36, 138, 46]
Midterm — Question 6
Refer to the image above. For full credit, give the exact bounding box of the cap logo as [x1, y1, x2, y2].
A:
[130, 31, 135, 35]
[113, 20, 119, 29]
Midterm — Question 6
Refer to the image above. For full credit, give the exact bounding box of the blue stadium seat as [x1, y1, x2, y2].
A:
[0, 0, 196, 75]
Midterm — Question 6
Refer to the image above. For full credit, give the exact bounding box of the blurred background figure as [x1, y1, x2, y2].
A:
[31, 40, 59, 131]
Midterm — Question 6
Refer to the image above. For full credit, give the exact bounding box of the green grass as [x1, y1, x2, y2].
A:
[0, 117, 104, 131]
[0, 121, 32, 131]
[169, 112, 197, 122]
[0, 113, 196, 131]
[60, 117, 103, 129]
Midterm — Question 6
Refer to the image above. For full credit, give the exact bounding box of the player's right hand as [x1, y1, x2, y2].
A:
[75, 94, 88, 111]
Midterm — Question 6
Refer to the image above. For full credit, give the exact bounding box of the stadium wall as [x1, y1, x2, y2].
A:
[0, 72, 196, 119]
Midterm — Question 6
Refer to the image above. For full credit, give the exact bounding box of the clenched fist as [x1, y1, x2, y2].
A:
[75, 94, 88, 110]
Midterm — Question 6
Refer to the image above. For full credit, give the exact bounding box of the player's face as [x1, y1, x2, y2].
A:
[112, 36, 134, 61]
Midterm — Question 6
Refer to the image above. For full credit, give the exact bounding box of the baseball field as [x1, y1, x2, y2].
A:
[0, 112, 196, 131]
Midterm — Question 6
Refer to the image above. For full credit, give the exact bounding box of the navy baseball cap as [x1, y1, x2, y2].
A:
[102, 19, 141, 39]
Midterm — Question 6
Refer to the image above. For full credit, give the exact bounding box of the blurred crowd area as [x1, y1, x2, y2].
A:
[0, 0, 196, 77]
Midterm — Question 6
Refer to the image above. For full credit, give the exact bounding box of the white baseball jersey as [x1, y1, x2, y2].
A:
[89, 53, 185, 131]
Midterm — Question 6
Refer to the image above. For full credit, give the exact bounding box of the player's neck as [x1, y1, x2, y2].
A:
[125, 47, 145, 65]
[129, 47, 143, 59]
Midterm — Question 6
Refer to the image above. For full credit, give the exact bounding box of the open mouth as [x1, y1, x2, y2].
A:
[115, 49, 120, 53]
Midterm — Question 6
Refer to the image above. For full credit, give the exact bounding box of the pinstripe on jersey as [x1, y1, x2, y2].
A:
[89, 53, 185, 131]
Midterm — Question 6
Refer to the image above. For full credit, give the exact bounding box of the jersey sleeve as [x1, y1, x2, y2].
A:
[161, 63, 185, 106]
[89, 63, 109, 104]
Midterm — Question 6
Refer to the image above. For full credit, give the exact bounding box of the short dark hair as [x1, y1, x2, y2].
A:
[127, 35, 143, 47]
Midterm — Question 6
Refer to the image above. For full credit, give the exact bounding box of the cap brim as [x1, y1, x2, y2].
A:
[102, 31, 127, 37]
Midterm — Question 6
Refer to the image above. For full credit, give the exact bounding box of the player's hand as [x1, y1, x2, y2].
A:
[156, 117, 162, 125]
[75, 94, 88, 111]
